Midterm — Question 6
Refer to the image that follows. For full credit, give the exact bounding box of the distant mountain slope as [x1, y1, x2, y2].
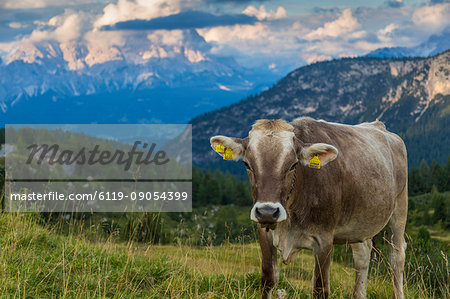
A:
[367, 27, 450, 58]
[191, 51, 450, 171]
[0, 30, 279, 124]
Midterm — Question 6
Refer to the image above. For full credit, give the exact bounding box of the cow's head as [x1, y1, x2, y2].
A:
[210, 119, 338, 228]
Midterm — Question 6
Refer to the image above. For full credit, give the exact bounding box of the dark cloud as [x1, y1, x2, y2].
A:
[101, 10, 257, 31]
[312, 7, 341, 14]
[427, 0, 449, 4]
[385, 0, 404, 8]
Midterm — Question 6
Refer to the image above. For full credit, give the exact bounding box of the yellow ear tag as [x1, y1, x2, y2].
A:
[223, 148, 234, 160]
[215, 144, 225, 154]
[309, 154, 321, 169]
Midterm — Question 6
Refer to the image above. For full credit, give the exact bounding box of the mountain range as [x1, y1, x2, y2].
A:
[1, 27, 449, 170]
[0, 29, 279, 124]
[367, 27, 450, 59]
[2, 27, 449, 126]
[191, 50, 450, 171]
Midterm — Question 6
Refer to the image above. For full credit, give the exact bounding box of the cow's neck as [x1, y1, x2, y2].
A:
[271, 219, 316, 264]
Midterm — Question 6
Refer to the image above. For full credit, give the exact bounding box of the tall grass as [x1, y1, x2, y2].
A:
[0, 212, 448, 298]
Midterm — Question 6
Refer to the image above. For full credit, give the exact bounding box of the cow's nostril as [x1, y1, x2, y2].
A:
[255, 207, 263, 220]
[273, 208, 280, 219]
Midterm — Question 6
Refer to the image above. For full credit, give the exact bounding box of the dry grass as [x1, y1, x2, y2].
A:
[0, 212, 447, 298]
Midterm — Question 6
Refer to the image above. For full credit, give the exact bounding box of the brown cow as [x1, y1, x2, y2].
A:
[210, 117, 407, 299]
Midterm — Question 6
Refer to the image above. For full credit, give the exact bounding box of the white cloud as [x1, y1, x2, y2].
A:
[2, 0, 49, 9]
[347, 30, 367, 39]
[29, 13, 85, 43]
[48, 15, 64, 27]
[353, 40, 387, 52]
[8, 22, 26, 29]
[0, 41, 21, 54]
[301, 53, 332, 64]
[1, 0, 449, 72]
[84, 29, 126, 48]
[198, 22, 301, 56]
[198, 23, 269, 45]
[94, 0, 187, 28]
[1, 0, 94, 9]
[218, 84, 231, 91]
[242, 5, 287, 21]
[412, 3, 450, 31]
[147, 30, 184, 47]
[377, 23, 398, 43]
[304, 9, 362, 40]
[197, 7, 390, 68]
[297, 8, 400, 61]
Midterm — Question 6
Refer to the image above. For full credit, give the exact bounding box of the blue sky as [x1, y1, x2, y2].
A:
[0, 0, 449, 70]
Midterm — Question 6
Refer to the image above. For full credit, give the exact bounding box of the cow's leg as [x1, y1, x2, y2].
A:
[351, 239, 372, 299]
[311, 237, 333, 299]
[388, 187, 407, 299]
[258, 226, 279, 299]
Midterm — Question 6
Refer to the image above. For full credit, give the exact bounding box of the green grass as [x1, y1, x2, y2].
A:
[0, 212, 448, 298]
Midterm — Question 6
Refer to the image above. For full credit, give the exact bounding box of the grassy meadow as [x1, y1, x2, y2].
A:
[0, 211, 448, 298]
[0, 157, 448, 297]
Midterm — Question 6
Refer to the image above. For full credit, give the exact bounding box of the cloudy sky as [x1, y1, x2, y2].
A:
[0, 0, 449, 70]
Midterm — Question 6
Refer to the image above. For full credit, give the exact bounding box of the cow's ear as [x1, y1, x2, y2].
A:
[299, 143, 338, 167]
[210, 135, 246, 161]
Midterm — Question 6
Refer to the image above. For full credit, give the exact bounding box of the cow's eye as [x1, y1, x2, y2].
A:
[289, 161, 299, 172]
[243, 161, 252, 171]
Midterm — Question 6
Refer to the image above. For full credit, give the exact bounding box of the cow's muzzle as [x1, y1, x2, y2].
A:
[250, 202, 287, 226]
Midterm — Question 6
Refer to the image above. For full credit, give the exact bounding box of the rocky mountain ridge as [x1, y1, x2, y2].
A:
[191, 50, 450, 171]
[0, 30, 278, 123]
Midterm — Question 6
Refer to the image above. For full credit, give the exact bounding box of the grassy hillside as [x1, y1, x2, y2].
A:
[0, 212, 448, 298]
[0, 156, 448, 297]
